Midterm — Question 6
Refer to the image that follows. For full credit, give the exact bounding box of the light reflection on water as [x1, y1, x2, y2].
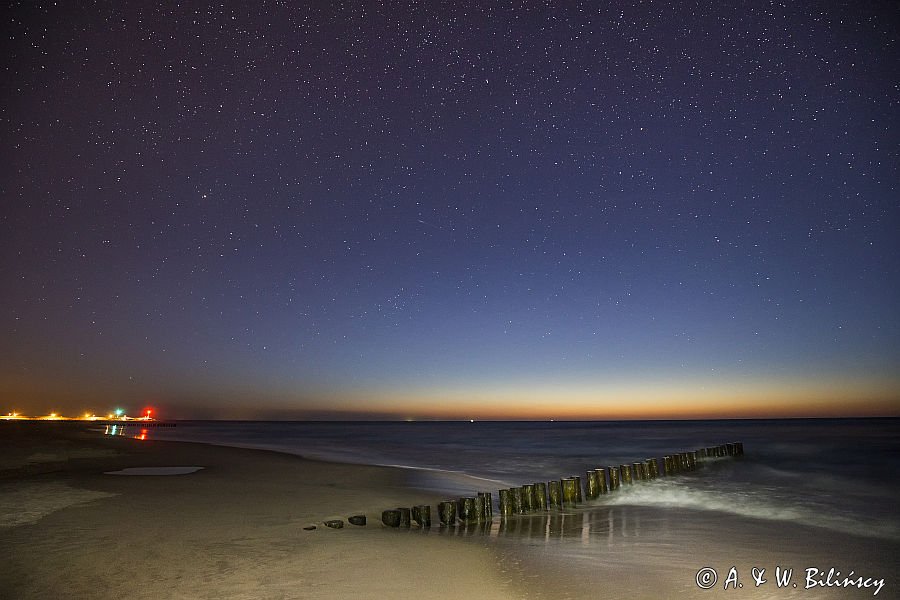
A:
[103, 424, 150, 440]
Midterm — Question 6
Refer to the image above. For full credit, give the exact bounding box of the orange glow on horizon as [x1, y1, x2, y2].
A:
[304, 375, 900, 421]
[2, 374, 897, 421]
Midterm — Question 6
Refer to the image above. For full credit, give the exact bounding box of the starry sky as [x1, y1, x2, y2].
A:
[2, 1, 898, 420]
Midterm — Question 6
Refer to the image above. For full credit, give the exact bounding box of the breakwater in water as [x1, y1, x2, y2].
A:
[302, 441, 744, 532]
[375, 441, 743, 530]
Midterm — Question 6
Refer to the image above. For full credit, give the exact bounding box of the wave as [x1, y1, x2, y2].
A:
[603, 479, 900, 541]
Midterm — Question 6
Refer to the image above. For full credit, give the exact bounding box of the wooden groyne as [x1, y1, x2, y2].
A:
[304, 441, 744, 531]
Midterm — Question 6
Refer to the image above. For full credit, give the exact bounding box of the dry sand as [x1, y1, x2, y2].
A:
[0, 423, 526, 600]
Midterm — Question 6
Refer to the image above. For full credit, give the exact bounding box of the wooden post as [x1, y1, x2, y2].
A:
[619, 464, 632, 485]
[521, 484, 535, 513]
[735, 441, 744, 456]
[397, 507, 412, 527]
[413, 504, 432, 527]
[586, 470, 600, 499]
[595, 468, 608, 494]
[348, 515, 366, 526]
[438, 501, 457, 526]
[561, 477, 578, 505]
[574, 476, 583, 502]
[458, 497, 478, 524]
[324, 519, 344, 529]
[548, 480, 562, 508]
[608, 466, 619, 490]
[632, 462, 644, 481]
[382, 509, 402, 527]
[478, 492, 493, 520]
[511, 487, 525, 514]
[498, 489, 514, 518]
[533, 482, 548, 510]
[648, 459, 659, 479]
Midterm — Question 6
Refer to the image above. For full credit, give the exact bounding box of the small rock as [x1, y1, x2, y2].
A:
[302, 525, 317, 531]
[323, 519, 344, 529]
[348, 515, 366, 526]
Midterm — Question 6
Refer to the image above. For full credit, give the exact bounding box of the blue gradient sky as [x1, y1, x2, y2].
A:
[2, 1, 898, 419]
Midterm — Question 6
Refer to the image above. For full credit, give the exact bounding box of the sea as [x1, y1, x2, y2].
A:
[147, 418, 898, 599]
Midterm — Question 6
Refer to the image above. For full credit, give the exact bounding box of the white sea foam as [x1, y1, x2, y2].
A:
[604, 479, 900, 541]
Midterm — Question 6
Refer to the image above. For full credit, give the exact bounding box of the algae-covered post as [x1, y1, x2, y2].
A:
[477, 492, 493, 520]
[595, 468, 608, 494]
[533, 482, 548, 510]
[585, 470, 600, 499]
[511, 487, 525, 514]
[413, 504, 432, 527]
[632, 462, 645, 481]
[458, 497, 478, 524]
[438, 501, 457, 526]
[521, 484, 535, 513]
[561, 477, 579, 505]
[498, 489, 514, 518]
[608, 466, 620, 490]
[548, 480, 562, 508]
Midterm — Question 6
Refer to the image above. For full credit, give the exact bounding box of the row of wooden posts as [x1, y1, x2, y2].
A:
[381, 441, 744, 528]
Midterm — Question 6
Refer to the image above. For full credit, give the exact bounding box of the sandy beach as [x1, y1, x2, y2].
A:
[3, 422, 898, 600]
[0, 423, 523, 600]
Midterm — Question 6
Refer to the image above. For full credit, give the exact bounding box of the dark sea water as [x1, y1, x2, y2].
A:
[150, 418, 899, 599]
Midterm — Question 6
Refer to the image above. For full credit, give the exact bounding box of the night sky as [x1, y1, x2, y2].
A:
[2, 1, 898, 420]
